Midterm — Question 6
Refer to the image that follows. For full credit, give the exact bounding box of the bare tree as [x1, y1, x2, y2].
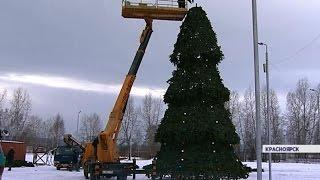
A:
[79, 113, 102, 142]
[0, 109, 9, 131]
[39, 120, 53, 148]
[229, 88, 284, 162]
[240, 87, 256, 161]
[0, 89, 6, 108]
[228, 91, 244, 142]
[268, 90, 284, 145]
[261, 87, 284, 161]
[118, 98, 138, 159]
[140, 93, 163, 158]
[141, 94, 163, 128]
[286, 79, 318, 161]
[312, 84, 320, 145]
[227, 91, 244, 159]
[23, 115, 43, 146]
[9, 88, 31, 140]
[49, 114, 65, 148]
[0, 89, 7, 127]
[286, 79, 316, 145]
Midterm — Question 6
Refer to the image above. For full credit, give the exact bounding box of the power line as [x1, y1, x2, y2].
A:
[274, 32, 320, 65]
[269, 62, 281, 72]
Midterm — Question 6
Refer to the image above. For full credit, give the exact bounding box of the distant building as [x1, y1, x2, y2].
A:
[1, 140, 26, 161]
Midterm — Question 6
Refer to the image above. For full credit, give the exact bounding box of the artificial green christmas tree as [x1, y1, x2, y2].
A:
[155, 7, 250, 179]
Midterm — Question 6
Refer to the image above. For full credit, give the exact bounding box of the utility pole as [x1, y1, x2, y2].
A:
[77, 110, 82, 137]
[252, 0, 262, 179]
[259, 42, 272, 180]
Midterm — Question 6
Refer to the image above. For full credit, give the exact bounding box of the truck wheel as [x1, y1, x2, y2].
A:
[56, 166, 60, 170]
[89, 174, 100, 180]
[83, 164, 89, 179]
[117, 175, 127, 180]
[89, 167, 100, 180]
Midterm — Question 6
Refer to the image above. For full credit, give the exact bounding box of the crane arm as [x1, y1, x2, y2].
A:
[63, 134, 85, 151]
[98, 19, 153, 162]
[105, 19, 152, 136]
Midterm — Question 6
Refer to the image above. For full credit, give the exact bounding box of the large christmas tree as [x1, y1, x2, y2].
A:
[155, 7, 250, 179]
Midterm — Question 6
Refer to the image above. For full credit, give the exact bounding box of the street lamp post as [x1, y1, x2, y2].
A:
[251, 0, 262, 179]
[77, 110, 82, 136]
[259, 42, 272, 180]
[310, 89, 319, 111]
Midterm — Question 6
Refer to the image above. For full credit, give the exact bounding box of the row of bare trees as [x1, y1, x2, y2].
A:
[118, 94, 164, 159]
[78, 113, 102, 142]
[117, 78, 320, 161]
[286, 79, 320, 145]
[229, 78, 320, 162]
[0, 88, 31, 140]
[75, 93, 164, 159]
[0, 88, 103, 149]
[228, 87, 284, 161]
[0, 88, 65, 149]
[3, 78, 319, 161]
[0, 87, 163, 154]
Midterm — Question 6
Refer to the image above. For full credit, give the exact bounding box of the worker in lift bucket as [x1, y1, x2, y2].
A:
[178, 0, 194, 8]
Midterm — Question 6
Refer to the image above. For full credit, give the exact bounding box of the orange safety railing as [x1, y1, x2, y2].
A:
[122, 0, 188, 9]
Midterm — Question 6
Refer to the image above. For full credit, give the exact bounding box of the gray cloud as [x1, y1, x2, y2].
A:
[0, 73, 165, 97]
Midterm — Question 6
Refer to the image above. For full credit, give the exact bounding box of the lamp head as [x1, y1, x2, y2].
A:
[2, 130, 9, 137]
[0, 129, 9, 140]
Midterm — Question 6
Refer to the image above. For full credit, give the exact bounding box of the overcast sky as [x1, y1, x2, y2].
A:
[1, 0, 320, 132]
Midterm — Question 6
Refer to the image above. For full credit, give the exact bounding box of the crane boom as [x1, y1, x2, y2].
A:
[80, 2, 188, 179]
[63, 134, 85, 151]
[94, 19, 153, 163]
[105, 19, 152, 133]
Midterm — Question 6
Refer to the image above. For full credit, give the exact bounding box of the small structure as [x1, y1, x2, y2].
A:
[1, 140, 26, 161]
[33, 146, 53, 165]
[122, 0, 188, 21]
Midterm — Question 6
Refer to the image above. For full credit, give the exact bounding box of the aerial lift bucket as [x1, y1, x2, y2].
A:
[122, 0, 188, 21]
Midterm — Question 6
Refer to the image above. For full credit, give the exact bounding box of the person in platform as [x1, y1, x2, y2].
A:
[178, 0, 194, 8]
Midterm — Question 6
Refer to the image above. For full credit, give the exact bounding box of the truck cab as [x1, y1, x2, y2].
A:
[53, 145, 82, 171]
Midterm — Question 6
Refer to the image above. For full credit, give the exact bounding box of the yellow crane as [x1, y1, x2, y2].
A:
[81, 1, 188, 179]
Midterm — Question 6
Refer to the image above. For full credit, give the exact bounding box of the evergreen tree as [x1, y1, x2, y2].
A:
[155, 7, 250, 179]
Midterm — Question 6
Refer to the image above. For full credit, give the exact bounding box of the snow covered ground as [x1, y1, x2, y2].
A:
[244, 162, 320, 180]
[3, 154, 320, 179]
